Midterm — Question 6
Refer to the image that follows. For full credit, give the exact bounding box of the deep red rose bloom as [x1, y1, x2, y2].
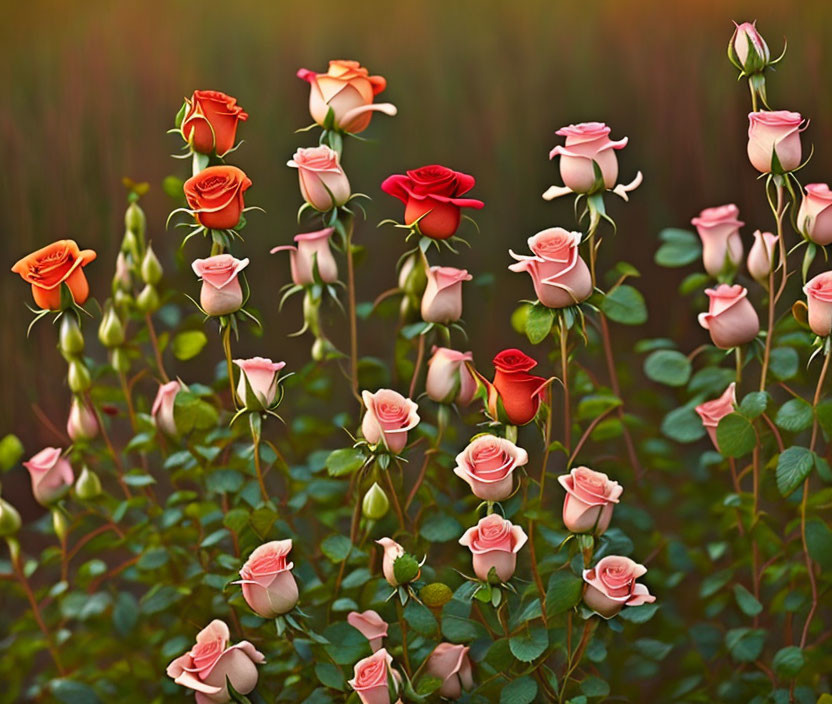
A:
[488, 349, 550, 426]
[184, 165, 252, 231]
[182, 90, 248, 156]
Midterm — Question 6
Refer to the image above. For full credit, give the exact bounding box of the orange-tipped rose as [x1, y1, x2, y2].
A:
[183, 165, 252, 231]
[181, 90, 248, 156]
[11, 240, 97, 310]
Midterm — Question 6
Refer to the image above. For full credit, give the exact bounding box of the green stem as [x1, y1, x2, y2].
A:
[344, 216, 360, 404]
[759, 182, 785, 391]
[222, 323, 237, 408]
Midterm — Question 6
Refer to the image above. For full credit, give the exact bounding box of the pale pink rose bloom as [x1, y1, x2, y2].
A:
[695, 383, 737, 452]
[747, 230, 778, 284]
[549, 122, 628, 193]
[234, 357, 286, 408]
[798, 184, 832, 245]
[557, 466, 623, 535]
[804, 271, 832, 337]
[582, 555, 655, 619]
[347, 610, 388, 652]
[270, 228, 338, 286]
[233, 540, 298, 618]
[747, 110, 806, 174]
[361, 389, 420, 454]
[421, 266, 471, 324]
[23, 447, 74, 505]
[152, 380, 184, 436]
[424, 643, 474, 700]
[287, 146, 351, 211]
[732, 21, 770, 69]
[453, 435, 528, 502]
[67, 396, 98, 442]
[698, 284, 760, 349]
[167, 620, 265, 704]
[425, 347, 476, 405]
[509, 228, 592, 308]
[192, 254, 249, 316]
[376, 537, 406, 586]
[348, 648, 401, 704]
[690, 204, 744, 278]
[459, 514, 528, 583]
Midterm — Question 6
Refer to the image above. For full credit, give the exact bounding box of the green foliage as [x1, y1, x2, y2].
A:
[600, 285, 647, 325]
[654, 228, 701, 267]
[644, 349, 691, 386]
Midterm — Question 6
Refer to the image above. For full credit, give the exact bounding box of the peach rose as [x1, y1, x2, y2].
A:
[747, 230, 778, 284]
[191, 254, 249, 316]
[425, 347, 476, 405]
[421, 266, 471, 324]
[166, 620, 265, 704]
[184, 165, 252, 231]
[234, 357, 286, 408]
[348, 648, 401, 704]
[181, 90, 248, 156]
[549, 122, 628, 193]
[11, 240, 97, 310]
[698, 284, 760, 349]
[582, 555, 656, 619]
[67, 396, 98, 442]
[23, 447, 74, 505]
[152, 380, 185, 436]
[347, 610, 388, 652]
[270, 228, 338, 286]
[453, 435, 528, 502]
[557, 466, 623, 535]
[234, 540, 299, 618]
[424, 643, 474, 700]
[695, 382, 736, 452]
[459, 514, 528, 583]
[287, 146, 351, 212]
[730, 21, 770, 73]
[804, 271, 832, 337]
[798, 184, 832, 245]
[376, 537, 406, 586]
[747, 110, 806, 174]
[361, 389, 420, 454]
[690, 204, 744, 278]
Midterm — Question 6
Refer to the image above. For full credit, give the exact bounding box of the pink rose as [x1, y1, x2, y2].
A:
[731, 21, 770, 72]
[698, 284, 760, 349]
[287, 146, 351, 212]
[270, 228, 338, 286]
[695, 382, 736, 452]
[166, 620, 265, 704]
[424, 643, 474, 700]
[582, 555, 656, 619]
[798, 184, 832, 245]
[747, 110, 806, 174]
[690, 204, 744, 278]
[67, 396, 98, 442]
[747, 230, 778, 284]
[152, 380, 185, 436]
[453, 435, 528, 502]
[509, 228, 592, 308]
[421, 266, 471, 324]
[234, 357, 286, 408]
[557, 466, 623, 535]
[191, 254, 249, 316]
[376, 537, 406, 586]
[347, 610, 388, 652]
[23, 447, 74, 505]
[234, 540, 299, 618]
[361, 389, 420, 454]
[549, 122, 628, 193]
[459, 514, 528, 583]
[425, 347, 476, 405]
[804, 271, 832, 337]
[348, 648, 401, 704]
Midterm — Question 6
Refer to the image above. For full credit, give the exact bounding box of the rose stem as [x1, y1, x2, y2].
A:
[87, 394, 131, 500]
[384, 466, 407, 535]
[408, 333, 426, 400]
[527, 385, 553, 627]
[559, 314, 571, 453]
[145, 312, 170, 383]
[221, 323, 237, 408]
[250, 418, 268, 503]
[344, 214, 361, 404]
[558, 619, 597, 702]
[759, 181, 786, 390]
[395, 599, 412, 676]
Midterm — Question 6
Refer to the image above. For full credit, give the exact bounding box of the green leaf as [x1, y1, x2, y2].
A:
[441, 615, 483, 642]
[805, 518, 832, 570]
[0, 434, 24, 472]
[525, 304, 554, 344]
[776, 446, 814, 496]
[655, 228, 701, 267]
[769, 347, 799, 380]
[576, 394, 621, 420]
[314, 662, 345, 691]
[617, 603, 659, 623]
[50, 680, 102, 704]
[739, 391, 769, 419]
[725, 628, 766, 662]
[325, 448, 365, 477]
[500, 676, 538, 704]
[140, 585, 184, 614]
[679, 272, 710, 296]
[715, 413, 755, 457]
[816, 399, 832, 437]
[545, 570, 583, 619]
[661, 404, 707, 443]
[601, 285, 647, 325]
[172, 330, 208, 361]
[249, 506, 278, 539]
[420, 513, 462, 542]
[775, 398, 814, 433]
[509, 625, 548, 662]
[644, 350, 691, 387]
[403, 600, 437, 635]
[733, 584, 762, 617]
[321, 534, 352, 562]
[772, 646, 805, 678]
[112, 592, 139, 637]
[174, 391, 219, 433]
[415, 676, 443, 696]
[580, 675, 610, 698]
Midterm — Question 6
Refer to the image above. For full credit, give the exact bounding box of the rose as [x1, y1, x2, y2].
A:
[458, 514, 528, 582]
[549, 122, 628, 193]
[690, 204, 744, 278]
[747, 230, 778, 284]
[234, 357, 286, 408]
[361, 389, 420, 454]
[270, 228, 338, 286]
[181, 90, 248, 156]
[375, 537, 406, 586]
[582, 555, 655, 619]
[297, 60, 397, 134]
[166, 619, 265, 704]
[508, 228, 592, 307]
[424, 643, 474, 700]
[11, 240, 97, 310]
[453, 435, 528, 501]
[730, 21, 770, 73]
[798, 183, 832, 245]
[421, 266, 471, 323]
[67, 396, 98, 442]
[152, 380, 185, 436]
[184, 165, 252, 231]
[381, 165, 484, 240]
[287, 146, 351, 212]
[804, 272, 832, 337]
[347, 610, 388, 652]
[23, 447, 74, 505]
[425, 347, 476, 405]
[698, 284, 760, 349]
[747, 110, 805, 174]
[348, 648, 401, 704]
[557, 466, 623, 535]
[233, 540, 299, 618]
[695, 382, 736, 452]
[478, 349, 550, 426]
[191, 254, 250, 316]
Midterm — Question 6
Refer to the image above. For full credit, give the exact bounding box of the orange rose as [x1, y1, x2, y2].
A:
[11, 240, 97, 310]
[181, 90, 248, 156]
[183, 165, 252, 231]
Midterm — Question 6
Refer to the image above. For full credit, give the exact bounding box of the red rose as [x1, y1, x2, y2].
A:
[381, 165, 484, 240]
[182, 90, 248, 156]
[486, 349, 550, 426]
[183, 165, 252, 231]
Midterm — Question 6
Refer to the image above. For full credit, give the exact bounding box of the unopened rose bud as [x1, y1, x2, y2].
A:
[67, 358, 92, 393]
[730, 21, 770, 74]
[362, 482, 389, 520]
[0, 496, 21, 537]
[113, 252, 132, 292]
[110, 347, 131, 374]
[98, 306, 125, 348]
[67, 396, 99, 442]
[125, 201, 146, 236]
[399, 254, 427, 296]
[747, 230, 778, 284]
[59, 315, 85, 357]
[113, 288, 133, 310]
[141, 244, 163, 285]
[74, 465, 102, 500]
[136, 284, 160, 313]
[121, 229, 140, 261]
[52, 508, 70, 542]
[303, 290, 321, 337]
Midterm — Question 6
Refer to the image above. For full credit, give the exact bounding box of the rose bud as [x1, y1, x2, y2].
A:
[690, 204, 744, 278]
[233, 540, 299, 618]
[582, 555, 656, 619]
[380, 165, 484, 240]
[376, 537, 407, 586]
[113, 251, 132, 292]
[23, 447, 74, 505]
[508, 228, 592, 308]
[347, 610, 388, 652]
[11, 240, 97, 310]
[152, 380, 185, 436]
[141, 244, 163, 286]
[424, 643, 474, 700]
[459, 514, 528, 583]
[421, 266, 471, 324]
[74, 465, 102, 500]
[0, 496, 22, 537]
[270, 227, 338, 286]
[478, 349, 551, 426]
[98, 305, 125, 348]
[747, 230, 778, 284]
[798, 184, 832, 245]
[348, 648, 401, 704]
[747, 110, 806, 174]
[362, 482, 390, 520]
[234, 357, 286, 409]
[125, 200, 146, 236]
[67, 358, 92, 393]
[730, 21, 770, 74]
[183, 165, 252, 231]
[181, 90, 248, 156]
[549, 122, 628, 194]
[67, 397, 99, 442]
[191, 254, 250, 316]
[136, 283, 160, 313]
[297, 60, 397, 134]
[425, 347, 476, 405]
[361, 389, 420, 454]
[453, 435, 528, 502]
[804, 271, 832, 337]
[59, 314, 85, 357]
[695, 382, 736, 452]
[166, 619, 265, 704]
[698, 284, 760, 349]
[557, 466, 623, 535]
[287, 146, 351, 212]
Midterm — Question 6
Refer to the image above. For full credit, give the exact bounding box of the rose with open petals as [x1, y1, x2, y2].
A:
[477, 349, 550, 426]
[549, 122, 628, 193]
[361, 389, 420, 454]
[747, 230, 778, 284]
[453, 435, 528, 501]
[459, 514, 528, 582]
[349, 648, 401, 704]
[424, 643, 474, 700]
[347, 610, 388, 652]
[270, 228, 338, 286]
[421, 266, 471, 323]
[804, 272, 832, 337]
[747, 110, 805, 174]
[582, 555, 655, 619]
[798, 184, 832, 245]
[695, 382, 736, 452]
[11, 240, 97, 310]
[375, 538, 406, 586]
[425, 347, 476, 405]
[557, 466, 623, 535]
[192, 254, 249, 316]
[184, 165, 252, 231]
[690, 204, 744, 278]
[234, 357, 286, 408]
[234, 540, 298, 618]
[152, 380, 185, 436]
[182, 90, 248, 156]
[288, 146, 351, 212]
[698, 284, 759, 349]
[23, 448, 74, 505]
